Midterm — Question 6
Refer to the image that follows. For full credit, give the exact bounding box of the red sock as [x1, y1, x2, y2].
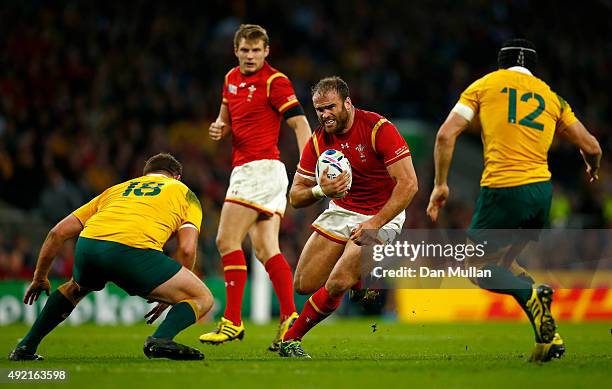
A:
[222, 250, 247, 325]
[264, 253, 296, 321]
[283, 287, 342, 341]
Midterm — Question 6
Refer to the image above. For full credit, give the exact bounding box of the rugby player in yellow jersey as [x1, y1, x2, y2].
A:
[8, 153, 213, 361]
[426, 39, 602, 362]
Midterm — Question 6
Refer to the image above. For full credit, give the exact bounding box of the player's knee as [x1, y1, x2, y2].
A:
[196, 293, 214, 319]
[215, 234, 238, 256]
[58, 279, 87, 305]
[215, 234, 228, 252]
[187, 286, 213, 319]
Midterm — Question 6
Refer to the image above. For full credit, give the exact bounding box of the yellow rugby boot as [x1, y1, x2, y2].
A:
[529, 332, 565, 363]
[198, 317, 245, 345]
[524, 284, 557, 343]
[268, 312, 299, 352]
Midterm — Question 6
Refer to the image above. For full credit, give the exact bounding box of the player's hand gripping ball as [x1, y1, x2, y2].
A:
[315, 149, 352, 198]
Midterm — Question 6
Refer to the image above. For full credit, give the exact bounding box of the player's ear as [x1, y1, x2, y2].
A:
[264, 45, 270, 58]
[344, 97, 352, 110]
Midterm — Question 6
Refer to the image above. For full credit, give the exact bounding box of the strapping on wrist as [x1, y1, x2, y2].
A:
[311, 185, 327, 200]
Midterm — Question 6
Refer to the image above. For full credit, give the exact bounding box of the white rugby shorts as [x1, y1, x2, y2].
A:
[224, 159, 289, 217]
[312, 201, 405, 244]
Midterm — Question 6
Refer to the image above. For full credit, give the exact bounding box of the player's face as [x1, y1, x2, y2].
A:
[235, 38, 269, 75]
[313, 91, 351, 134]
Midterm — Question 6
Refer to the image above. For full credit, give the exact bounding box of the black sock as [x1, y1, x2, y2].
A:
[18, 290, 75, 353]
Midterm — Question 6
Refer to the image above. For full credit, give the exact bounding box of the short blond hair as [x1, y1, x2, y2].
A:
[234, 24, 269, 48]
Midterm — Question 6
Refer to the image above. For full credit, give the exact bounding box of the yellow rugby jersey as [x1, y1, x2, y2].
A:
[72, 174, 202, 251]
[456, 68, 578, 188]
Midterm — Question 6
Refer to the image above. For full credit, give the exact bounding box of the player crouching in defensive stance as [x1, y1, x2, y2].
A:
[9, 153, 213, 361]
[278, 77, 418, 358]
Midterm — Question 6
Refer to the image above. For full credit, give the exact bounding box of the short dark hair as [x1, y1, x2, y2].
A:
[498, 39, 537, 72]
[143, 153, 182, 177]
[234, 24, 269, 48]
[311, 76, 350, 101]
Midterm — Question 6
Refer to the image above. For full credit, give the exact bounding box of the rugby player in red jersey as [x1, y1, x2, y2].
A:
[279, 76, 419, 358]
[199, 24, 311, 351]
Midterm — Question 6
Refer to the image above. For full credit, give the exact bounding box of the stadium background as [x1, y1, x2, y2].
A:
[0, 0, 610, 325]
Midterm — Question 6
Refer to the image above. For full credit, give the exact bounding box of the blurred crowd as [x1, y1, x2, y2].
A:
[1, 0, 610, 279]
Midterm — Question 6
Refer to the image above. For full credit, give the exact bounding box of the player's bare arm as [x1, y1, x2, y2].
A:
[24, 214, 84, 305]
[209, 103, 232, 141]
[427, 111, 470, 221]
[289, 169, 350, 208]
[285, 115, 312, 157]
[350, 157, 418, 246]
[557, 120, 602, 182]
[174, 225, 200, 270]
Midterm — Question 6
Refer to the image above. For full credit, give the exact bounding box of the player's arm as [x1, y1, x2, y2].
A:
[173, 225, 199, 270]
[350, 157, 418, 246]
[427, 111, 470, 221]
[24, 214, 84, 304]
[289, 170, 350, 208]
[557, 120, 602, 182]
[270, 75, 311, 155]
[285, 115, 311, 157]
[209, 103, 232, 141]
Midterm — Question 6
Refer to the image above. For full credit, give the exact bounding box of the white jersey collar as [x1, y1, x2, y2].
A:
[507, 66, 533, 75]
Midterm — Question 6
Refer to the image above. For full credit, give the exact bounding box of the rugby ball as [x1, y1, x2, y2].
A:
[315, 149, 352, 197]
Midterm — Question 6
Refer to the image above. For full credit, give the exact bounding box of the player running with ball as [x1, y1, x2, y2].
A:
[279, 76, 418, 358]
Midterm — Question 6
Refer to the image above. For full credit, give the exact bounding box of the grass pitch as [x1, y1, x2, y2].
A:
[1, 320, 610, 388]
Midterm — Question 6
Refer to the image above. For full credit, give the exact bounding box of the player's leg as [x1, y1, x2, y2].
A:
[249, 214, 296, 321]
[468, 181, 561, 361]
[215, 202, 258, 325]
[248, 214, 301, 350]
[275, 232, 343, 357]
[280, 241, 360, 358]
[9, 278, 92, 361]
[147, 266, 213, 336]
[293, 232, 347, 295]
[468, 185, 542, 306]
[198, 202, 257, 344]
[141, 267, 213, 360]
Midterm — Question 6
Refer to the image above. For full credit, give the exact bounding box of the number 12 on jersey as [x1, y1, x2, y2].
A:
[501, 87, 545, 131]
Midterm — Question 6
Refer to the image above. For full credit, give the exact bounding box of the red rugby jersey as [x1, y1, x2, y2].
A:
[222, 61, 300, 167]
[297, 109, 411, 215]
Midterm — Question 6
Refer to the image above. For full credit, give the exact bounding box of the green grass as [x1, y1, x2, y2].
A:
[1, 320, 610, 388]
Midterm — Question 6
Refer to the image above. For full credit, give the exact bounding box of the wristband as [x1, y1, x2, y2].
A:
[311, 185, 326, 200]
